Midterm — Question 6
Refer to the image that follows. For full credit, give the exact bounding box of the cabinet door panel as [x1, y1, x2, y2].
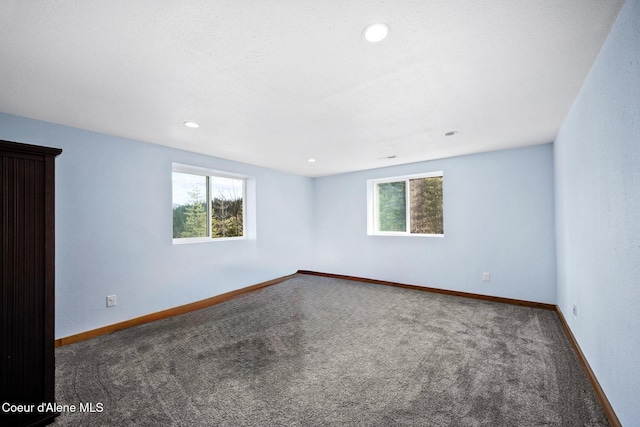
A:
[1, 140, 61, 427]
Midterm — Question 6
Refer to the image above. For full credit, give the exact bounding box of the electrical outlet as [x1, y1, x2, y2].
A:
[106, 295, 116, 307]
[572, 303, 578, 318]
[482, 272, 491, 282]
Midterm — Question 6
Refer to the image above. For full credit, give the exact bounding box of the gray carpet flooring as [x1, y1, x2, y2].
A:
[53, 275, 608, 426]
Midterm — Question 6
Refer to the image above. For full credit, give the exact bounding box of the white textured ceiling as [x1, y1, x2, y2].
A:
[0, 1, 624, 177]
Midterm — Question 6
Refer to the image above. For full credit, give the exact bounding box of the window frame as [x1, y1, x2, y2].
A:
[367, 171, 444, 237]
[172, 163, 248, 244]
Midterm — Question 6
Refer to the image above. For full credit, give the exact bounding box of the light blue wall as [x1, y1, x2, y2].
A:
[0, 113, 315, 339]
[311, 144, 557, 304]
[554, 0, 640, 424]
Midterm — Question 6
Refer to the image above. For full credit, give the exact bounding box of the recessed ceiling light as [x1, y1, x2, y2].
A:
[308, 158, 316, 163]
[444, 131, 457, 136]
[183, 121, 200, 128]
[363, 23, 390, 43]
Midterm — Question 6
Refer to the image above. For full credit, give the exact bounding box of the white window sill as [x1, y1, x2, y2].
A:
[368, 233, 444, 238]
[173, 236, 247, 245]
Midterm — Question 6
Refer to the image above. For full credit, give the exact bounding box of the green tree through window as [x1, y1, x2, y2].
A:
[181, 187, 208, 238]
[172, 168, 245, 241]
[410, 176, 443, 234]
[378, 181, 406, 232]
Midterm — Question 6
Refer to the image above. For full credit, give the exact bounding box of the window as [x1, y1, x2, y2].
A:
[367, 171, 444, 236]
[172, 164, 246, 242]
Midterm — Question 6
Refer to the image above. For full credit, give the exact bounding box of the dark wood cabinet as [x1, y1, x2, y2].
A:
[1, 140, 62, 426]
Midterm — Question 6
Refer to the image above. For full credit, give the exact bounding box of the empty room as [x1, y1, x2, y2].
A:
[1, 1, 638, 426]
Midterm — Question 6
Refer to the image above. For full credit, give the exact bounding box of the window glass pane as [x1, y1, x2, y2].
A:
[377, 181, 407, 232]
[210, 176, 244, 238]
[409, 176, 443, 234]
[172, 172, 208, 238]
